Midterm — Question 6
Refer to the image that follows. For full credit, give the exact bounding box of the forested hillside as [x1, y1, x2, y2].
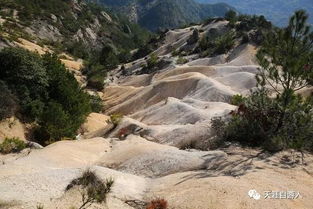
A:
[96, 0, 234, 31]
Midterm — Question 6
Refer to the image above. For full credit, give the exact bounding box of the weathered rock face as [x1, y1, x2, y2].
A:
[24, 20, 63, 42]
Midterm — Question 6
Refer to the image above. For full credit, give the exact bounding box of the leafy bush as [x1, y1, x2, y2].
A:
[66, 169, 114, 209]
[230, 94, 246, 106]
[38, 102, 75, 141]
[133, 44, 154, 60]
[83, 60, 107, 91]
[0, 137, 27, 154]
[197, 31, 235, 57]
[225, 10, 237, 27]
[0, 47, 48, 119]
[65, 41, 90, 60]
[110, 114, 123, 126]
[214, 31, 236, 55]
[37, 54, 91, 143]
[225, 10, 237, 21]
[176, 57, 188, 65]
[89, 94, 104, 113]
[236, 15, 272, 32]
[171, 50, 180, 57]
[147, 53, 158, 68]
[213, 91, 313, 151]
[0, 80, 18, 120]
[87, 73, 106, 91]
[99, 44, 119, 70]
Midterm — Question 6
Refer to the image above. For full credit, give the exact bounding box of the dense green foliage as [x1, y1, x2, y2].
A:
[0, 81, 18, 120]
[89, 94, 104, 113]
[195, 13, 272, 57]
[213, 10, 313, 152]
[0, 48, 92, 144]
[213, 91, 313, 151]
[225, 10, 237, 22]
[230, 94, 246, 106]
[0, 137, 27, 154]
[198, 31, 235, 57]
[0, 47, 48, 119]
[256, 10, 313, 94]
[37, 53, 92, 142]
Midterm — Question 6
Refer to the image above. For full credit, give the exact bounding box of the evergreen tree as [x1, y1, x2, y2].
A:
[257, 10, 313, 93]
[256, 10, 313, 132]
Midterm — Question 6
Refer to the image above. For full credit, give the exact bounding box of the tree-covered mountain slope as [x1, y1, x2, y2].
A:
[95, 0, 234, 31]
[0, 0, 150, 55]
[196, 0, 313, 26]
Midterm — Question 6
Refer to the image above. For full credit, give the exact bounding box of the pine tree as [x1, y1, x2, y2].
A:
[255, 10, 313, 145]
[256, 10, 313, 95]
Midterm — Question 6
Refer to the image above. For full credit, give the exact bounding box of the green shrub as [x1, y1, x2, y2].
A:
[171, 50, 180, 57]
[87, 73, 106, 91]
[213, 90, 313, 152]
[133, 44, 154, 60]
[99, 45, 119, 70]
[66, 169, 113, 209]
[0, 48, 92, 145]
[110, 114, 123, 126]
[197, 31, 235, 57]
[38, 102, 75, 142]
[0, 47, 48, 119]
[241, 33, 250, 44]
[225, 10, 237, 27]
[214, 31, 236, 55]
[65, 41, 90, 60]
[147, 53, 158, 68]
[0, 137, 27, 154]
[230, 94, 246, 106]
[236, 15, 272, 32]
[89, 94, 104, 113]
[0, 80, 18, 120]
[176, 57, 188, 65]
[38, 54, 91, 143]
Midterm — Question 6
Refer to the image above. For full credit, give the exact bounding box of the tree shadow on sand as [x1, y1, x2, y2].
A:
[175, 146, 312, 186]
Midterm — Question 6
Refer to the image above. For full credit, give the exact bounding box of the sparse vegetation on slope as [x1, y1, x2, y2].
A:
[0, 137, 26, 154]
